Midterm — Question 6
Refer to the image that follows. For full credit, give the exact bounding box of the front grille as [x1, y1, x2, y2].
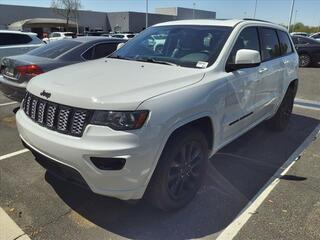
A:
[22, 92, 91, 137]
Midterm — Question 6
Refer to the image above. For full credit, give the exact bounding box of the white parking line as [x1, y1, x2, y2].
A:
[0, 149, 29, 161]
[0, 102, 17, 107]
[215, 123, 320, 240]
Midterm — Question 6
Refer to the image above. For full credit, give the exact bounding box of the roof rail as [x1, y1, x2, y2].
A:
[242, 18, 273, 23]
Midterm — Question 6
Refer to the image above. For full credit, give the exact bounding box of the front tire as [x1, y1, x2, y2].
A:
[146, 127, 209, 211]
[266, 87, 295, 131]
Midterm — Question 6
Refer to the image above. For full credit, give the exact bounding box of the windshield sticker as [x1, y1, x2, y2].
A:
[196, 61, 208, 69]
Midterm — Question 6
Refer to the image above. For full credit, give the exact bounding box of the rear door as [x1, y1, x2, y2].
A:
[254, 27, 283, 120]
[277, 30, 297, 93]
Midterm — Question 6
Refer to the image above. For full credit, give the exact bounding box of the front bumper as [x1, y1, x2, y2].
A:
[16, 109, 161, 200]
[0, 75, 26, 102]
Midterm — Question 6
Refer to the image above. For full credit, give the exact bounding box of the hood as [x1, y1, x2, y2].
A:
[27, 58, 205, 110]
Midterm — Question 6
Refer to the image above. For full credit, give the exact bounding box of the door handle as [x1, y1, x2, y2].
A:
[283, 60, 290, 64]
[258, 67, 268, 74]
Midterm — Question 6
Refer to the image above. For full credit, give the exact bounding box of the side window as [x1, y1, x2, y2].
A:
[227, 27, 260, 64]
[82, 47, 94, 60]
[0, 33, 32, 46]
[277, 30, 293, 55]
[292, 37, 298, 45]
[92, 43, 118, 60]
[260, 28, 281, 61]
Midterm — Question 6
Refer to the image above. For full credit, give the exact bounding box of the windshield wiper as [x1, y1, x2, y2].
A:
[108, 55, 132, 61]
[135, 57, 179, 66]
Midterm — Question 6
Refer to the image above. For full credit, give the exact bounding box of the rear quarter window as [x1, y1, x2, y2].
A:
[0, 33, 32, 46]
[277, 30, 293, 55]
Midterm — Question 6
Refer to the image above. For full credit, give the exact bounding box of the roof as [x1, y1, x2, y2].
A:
[154, 19, 285, 30]
[8, 18, 77, 29]
[72, 36, 127, 43]
[155, 19, 242, 27]
[0, 30, 37, 35]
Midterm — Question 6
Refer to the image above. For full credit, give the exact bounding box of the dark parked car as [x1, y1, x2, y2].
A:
[0, 37, 126, 101]
[291, 35, 320, 67]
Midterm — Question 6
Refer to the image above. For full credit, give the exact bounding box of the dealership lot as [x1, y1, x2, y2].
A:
[0, 68, 319, 240]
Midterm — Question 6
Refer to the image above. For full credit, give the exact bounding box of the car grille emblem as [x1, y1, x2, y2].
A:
[40, 90, 51, 99]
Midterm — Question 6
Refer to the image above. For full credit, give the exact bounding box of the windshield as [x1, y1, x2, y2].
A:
[109, 25, 232, 68]
[27, 40, 81, 59]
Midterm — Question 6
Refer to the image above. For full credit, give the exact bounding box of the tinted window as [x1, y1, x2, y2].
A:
[27, 40, 81, 59]
[0, 33, 32, 46]
[292, 36, 298, 45]
[112, 35, 124, 38]
[227, 27, 260, 64]
[260, 28, 281, 61]
[277, 31, 293, 55]
[298, 36, 320, 45]
[92, 43, 118, 59]
[82, 47, 94, 60]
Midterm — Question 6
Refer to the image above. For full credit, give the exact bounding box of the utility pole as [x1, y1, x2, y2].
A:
[193, 2, 196, 19]
[253, 0, 258, 19]
[287, 0, 295, 32]
[145, 0, 148, 29]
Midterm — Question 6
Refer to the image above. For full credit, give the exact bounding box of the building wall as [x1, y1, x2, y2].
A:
[0, 4, 216, 33]
[128, 12, 175, 33]
[0, 4, 108, 31]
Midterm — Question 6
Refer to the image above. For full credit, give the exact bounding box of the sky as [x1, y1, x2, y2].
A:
[0, 0, 319, 26]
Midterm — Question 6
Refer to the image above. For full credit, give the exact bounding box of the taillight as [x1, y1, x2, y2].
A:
[15, 65, 43, 76]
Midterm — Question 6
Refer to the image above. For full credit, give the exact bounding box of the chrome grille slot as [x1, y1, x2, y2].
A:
[37, 101, 46, 124]
[30, 98, 38, 120]
[71, 110, 87, 135]
[22, 92, 90, 137]
[46, 104, 57, 128]
[57, 108, 71, 132]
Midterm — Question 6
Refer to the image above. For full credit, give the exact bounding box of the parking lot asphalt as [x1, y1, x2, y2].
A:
[0, 68, 319, 240]
[297, 67, 320, 102]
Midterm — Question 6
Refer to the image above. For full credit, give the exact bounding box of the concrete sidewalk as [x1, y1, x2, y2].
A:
[0, 207, 30, 240]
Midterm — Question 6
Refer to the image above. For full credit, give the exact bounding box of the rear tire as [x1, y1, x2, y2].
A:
[266, 87, 295, 131]
[299, 54, 311, 67]
[146, 127, 209, 211]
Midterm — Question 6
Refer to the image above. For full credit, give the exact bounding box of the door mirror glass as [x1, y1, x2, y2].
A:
[227, 49, 261, 72]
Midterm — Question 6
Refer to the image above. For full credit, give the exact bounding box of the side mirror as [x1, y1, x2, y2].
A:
[117, 42, 125, 50]
[226, 49, 261, 72]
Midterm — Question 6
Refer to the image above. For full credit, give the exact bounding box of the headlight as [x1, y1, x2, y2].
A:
[90, 110, 149, 130]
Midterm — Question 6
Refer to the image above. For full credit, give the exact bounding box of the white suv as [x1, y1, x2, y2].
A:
[16, 19, 298, 211]
[0, 30, 43, 60]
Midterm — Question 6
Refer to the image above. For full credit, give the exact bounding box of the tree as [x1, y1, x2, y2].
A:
[51, 0, 81, 31]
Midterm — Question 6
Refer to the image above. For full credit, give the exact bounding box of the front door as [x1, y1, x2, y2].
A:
[222, 26, 261, 141]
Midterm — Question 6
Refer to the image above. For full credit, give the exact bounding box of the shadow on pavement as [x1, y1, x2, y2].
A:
[45, 113, 319, 240]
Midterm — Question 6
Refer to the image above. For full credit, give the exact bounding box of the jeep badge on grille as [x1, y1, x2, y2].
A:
[40, 90, 51, 99]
